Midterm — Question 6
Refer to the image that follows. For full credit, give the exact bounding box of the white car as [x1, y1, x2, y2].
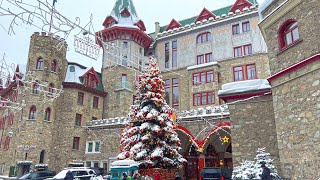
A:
[46, 167, 103, 180]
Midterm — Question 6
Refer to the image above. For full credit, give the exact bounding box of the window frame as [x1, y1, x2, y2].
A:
[172, 78, 179, 110]
[192, 70, 214, 85]
[29, 106, 37, 120]
[93, 96, 99, 109]
[233, 64, 257, 81]
[232, 24, 240, 35]
[196, 32, 212, 44]
[44, 108, 51, 121]
[165, 42, 169, 68]
[243, 44, 253, 55]
[279, 19, 300, 50]
[51, 60, 57, 72]
[233, 46, 242, 57]
[172, 40, 177, 67]
[36, 58, 44, 70]
[85, 140, 101, 153]
[77, 92, 84, 105]
[75, 113, 82, 127]
[193, 91, 215, 106]
[242, 21, 250, 33]
[48, 83, 55, 97]
[72, 137, 80, 150]
[196, 53, 213, 65]
[32, 81, 40, 94]
[164, 79, 170, 104]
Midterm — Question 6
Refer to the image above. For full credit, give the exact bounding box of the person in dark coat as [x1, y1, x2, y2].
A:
[64, 171, 74, 180]
[122, 172, 128, 180]
[260, 164, 272, 180]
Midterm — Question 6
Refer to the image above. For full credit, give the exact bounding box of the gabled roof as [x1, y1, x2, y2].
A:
[229, 0, 253, 13]
[165, 19, 182, 31]
[81, 67, 101, 83]
[194, 8, 216, 23]
[159, 0, 258, 33]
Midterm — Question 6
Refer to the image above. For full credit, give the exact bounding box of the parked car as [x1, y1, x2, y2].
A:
[19, 171, 56, 180]
[200, 167, 232, 180]
[46, 167, 103, 180]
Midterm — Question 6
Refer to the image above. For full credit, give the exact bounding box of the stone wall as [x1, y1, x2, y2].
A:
[262, 0, 320, 75]
[226, 95, 280, 169]
[102, 66, 136, 118]
[270, 60, 320, 179]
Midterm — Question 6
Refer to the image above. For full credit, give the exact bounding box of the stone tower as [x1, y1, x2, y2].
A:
[96, 0, 153, 118]
[20, 32, 68, 171]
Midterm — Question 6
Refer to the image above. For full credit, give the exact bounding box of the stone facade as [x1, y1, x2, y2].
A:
[224, 95, 280, 169]
[259, 0, 320, 179]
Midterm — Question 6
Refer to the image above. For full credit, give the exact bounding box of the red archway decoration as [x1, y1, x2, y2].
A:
[174, 121, 231, 149]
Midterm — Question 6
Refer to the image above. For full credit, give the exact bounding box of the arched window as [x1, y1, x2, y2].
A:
[44, 108, 51, 121]
[36, 58, 44, 70]
[48, 83, 54, 97]
[51, 60, 57, 72]
[39, 150, 46, 163]
[29, 106, 36, 120]
[32, 80, 40, 94]
[279, 19, 300, 49]
[196, 32, 212, 44]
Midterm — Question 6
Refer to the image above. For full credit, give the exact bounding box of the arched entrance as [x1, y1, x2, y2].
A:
[175, 122, 232, 180]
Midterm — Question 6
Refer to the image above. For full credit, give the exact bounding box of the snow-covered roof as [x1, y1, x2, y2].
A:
[218, 79, 271, 96]
[64, 63, 90, 83]
[186, 61, 218, 70]
[178, 104, 229, 120]
[258, 0, 275, 17]
[109, 0, 141, 28]
[111, 160, 138, 168]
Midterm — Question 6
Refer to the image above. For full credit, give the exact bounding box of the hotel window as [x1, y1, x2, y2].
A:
[233, 66, 244, 81]
[193, 71, 214, 85]
[164, 79, 170, 104]
[196, 32, 212, 44]
[121, 74, 127, 88]
[93, 96, 99, 109]
[244, 44, 252, 55]
[172, 41, 177, 67]
[51, 60, 57, 72]
[232, 24, 240, 35]
[75, 113, 82, 127]
[36, 58, 44, 70]
[242, 21, 250, 32]
[197, 53, 212, 65]
[122, 56, 128, 67]
[77, 92, 84, 105]
[29, 106, 36, 120]
[172, 78, 179, 110]
[193, 92, 215, 106]
[123, 41, 128, 48]
[165, 43, 169, 68]
[86, 141, 101, 153]
[44, 108, 51, 121]
[233, 64, 257, 81]
[279, 20, 300, 49]
[234, 46, 242, 57]
[32, 80, 40, 94]
[72, 137, 80, 150]
[246, 64, 257, 80]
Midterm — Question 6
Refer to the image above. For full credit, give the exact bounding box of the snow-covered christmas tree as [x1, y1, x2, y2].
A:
[117, 58, 186, 169]
[232, 147, 280, 179]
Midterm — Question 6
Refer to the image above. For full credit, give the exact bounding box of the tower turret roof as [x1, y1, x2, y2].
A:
[109, 0, 140, 26]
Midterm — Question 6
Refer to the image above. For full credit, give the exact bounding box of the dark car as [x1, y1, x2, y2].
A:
[201, 167, 232, 180]
[19, 171, 56, 180]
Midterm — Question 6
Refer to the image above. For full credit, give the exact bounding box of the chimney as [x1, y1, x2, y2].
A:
[155, 22, 160, 36]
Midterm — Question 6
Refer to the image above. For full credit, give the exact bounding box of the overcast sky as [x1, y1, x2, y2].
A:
[0, 0, 265, 72]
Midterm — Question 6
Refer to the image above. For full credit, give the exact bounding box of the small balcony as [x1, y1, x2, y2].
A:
[114, 81, 134, 92]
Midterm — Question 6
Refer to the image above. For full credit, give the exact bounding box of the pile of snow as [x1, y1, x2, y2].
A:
[111, 160, 138, 168]
[186, 61, 218, 70]
[218, 79, 271, 96]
